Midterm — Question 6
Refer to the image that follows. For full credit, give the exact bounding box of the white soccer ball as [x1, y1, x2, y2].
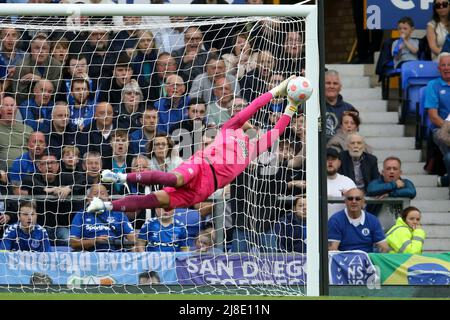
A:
[287, 76, 313, 104]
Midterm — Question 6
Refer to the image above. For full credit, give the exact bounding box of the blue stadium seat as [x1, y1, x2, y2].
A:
[400, 60, 439, 123]
[415, 86, 432, 149]
[174, 208, 201, 247]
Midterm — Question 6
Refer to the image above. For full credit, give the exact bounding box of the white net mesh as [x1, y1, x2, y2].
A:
[0, 10, 308, 295]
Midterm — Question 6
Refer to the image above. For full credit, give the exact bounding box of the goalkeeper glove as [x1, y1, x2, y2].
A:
[270, 75, 296, 98]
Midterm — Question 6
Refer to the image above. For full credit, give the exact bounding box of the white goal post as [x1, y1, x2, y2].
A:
[0, 2, 321, 296]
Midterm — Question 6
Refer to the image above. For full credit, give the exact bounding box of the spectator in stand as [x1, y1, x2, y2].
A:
[426, 53, 450, 191]
[328, 188, 389, 253]
[392, 17, 419, 69]
[148, 52, 178, 102]
[172, 26, 209, 87]
[98, 53, 134, 106]
[81, 151, 103, 190]
[367, 156, 417, 230]
[43, 101, 78, 159]
[20, 153, 74, 246]
[60, 145, 86, 212]
[129, 107, 161, 155]
[327, 111, 373, 154]
[152, 16, 185, 55]
[0, 96, 33, 171]
[114, 79, 145, 134]
[12, 33, 62, 104]
[194, 228, 222, 254]
[135, 207, 189, 252]
[110, 16, 142, 53]
[147, 134, 183, 174]
[0, 200, 51, 252]
[222, 33, 255, 80]
[326, 147, 357, 217]
[325, 70, 358, 140]
[77, 101, 114, 159]
[68, 76, 96, 131]
[154, 74, 190, 134]
[0, 27, 25, 79]
[386, 206, 426, 254]
[70, 184, 136, 252]
[130, 30, 158, 102]
[102, 130, 133, 195]
[338, 133, 380, 192]
[189, 55, 240, 104]
[18, 79, 54, 131]
[275, 196, 307, 253]
[51, 37, 69, 66]
[206, 77, 235, 127]
[367, 156, 416, 200]
[277, 30, 304, 77]
[171, 98, 207, 160]
[9, 131, 46, 196]
[240, 50, 275, 102]
[427, 0, 450, 61]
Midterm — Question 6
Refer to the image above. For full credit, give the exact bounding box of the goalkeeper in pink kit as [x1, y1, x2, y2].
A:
[87, 75, 306, 213]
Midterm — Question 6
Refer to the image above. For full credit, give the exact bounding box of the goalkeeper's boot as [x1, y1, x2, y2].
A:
[87, 197, 106, 213]
[101, 169, 127, 184]
[270, 75, 296, 98]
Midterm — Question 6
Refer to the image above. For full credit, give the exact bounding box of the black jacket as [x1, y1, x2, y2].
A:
[338, 151, 380, 191]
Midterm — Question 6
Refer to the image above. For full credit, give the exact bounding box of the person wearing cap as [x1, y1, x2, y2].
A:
[327, 147, 357, 217]
[328, 187, 389, 253]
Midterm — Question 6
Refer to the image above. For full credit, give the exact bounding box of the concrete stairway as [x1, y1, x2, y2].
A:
[326, 63, 450, 253]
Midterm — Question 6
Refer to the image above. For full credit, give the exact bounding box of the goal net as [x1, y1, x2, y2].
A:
[0, 3, 319, 296]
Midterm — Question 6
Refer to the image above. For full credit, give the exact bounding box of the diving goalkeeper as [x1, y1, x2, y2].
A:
[87, 75, 305, 213]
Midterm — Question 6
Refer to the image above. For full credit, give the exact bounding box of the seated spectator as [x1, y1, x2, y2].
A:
[51, 37, 69, 66]
[80, 151, 103, 189]
[77, 102, 114, 159]
[338, 133, 380, 192]
[328, 188, 389, 253]
[194, 228, 222, 254]
[327, 111, 372, 154]
[129, 107, 161, 155]
[326, 148, 357, 217]
[426, 0, 450, 61]
[147, 52, 178, 102]
[97, 52, 134, 106]
[277, 30, 305, 77]
[135, 207, 189, 252]
[147, 134, 183, 173]
[275, 196, 307, 253]
[44, 101, 78, 159]
[102, 130, 133, 194]
[60, 145, 85, 212]
[392, 17, 419, 69]
[130, 30, 158, 98]
[367, 156, 416, 230]
[70, 184, 136, 252]
[152, 16, 185, 55]
[20, 153, 74, 246]
[9, 131, 46, 194]
[386, 206, 426, 254]
[18, 79, 54, 131]
[325, 70, 358, 140]
[0, 96, 33, 171]
[12, 33, 62, 104]
[172, 26, 209, 87]
[68, 76, 96, 131]
[189, 55, 240, 104]
[0, 27, 25, 79]
[171, 98, 207, 160]
[221, 33, 256, 80]
[114, 79, 145, 133]
[206, 77, 235, 127]
[240, 50, 275, 102]
[0, 200, 51, 252]
[426, 53, 450, 193]
[154, 74, 190, 134]
[110, 16, 142, 53]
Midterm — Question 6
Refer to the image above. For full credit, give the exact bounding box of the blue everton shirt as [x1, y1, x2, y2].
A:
[138, 217, 188, 252]
[70, 210, 134, 252]
[328, 209, 386, 253]
[0, 223, 51, 252]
